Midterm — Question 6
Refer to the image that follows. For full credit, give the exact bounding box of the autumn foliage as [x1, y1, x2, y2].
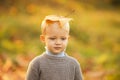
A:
[0, 0, 120, 80]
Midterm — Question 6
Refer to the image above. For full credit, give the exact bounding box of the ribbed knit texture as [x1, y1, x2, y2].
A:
[26, 53, 83, 80]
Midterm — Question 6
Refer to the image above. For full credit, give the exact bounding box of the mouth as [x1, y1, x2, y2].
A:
[54, 47, 61, 50]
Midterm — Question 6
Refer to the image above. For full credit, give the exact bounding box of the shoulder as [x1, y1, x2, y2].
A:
[66, 55, 80, 66]
[29, 54, 45, 66]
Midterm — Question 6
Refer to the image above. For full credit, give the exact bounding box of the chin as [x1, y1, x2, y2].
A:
[53, 51, 61, 54]
[54, 52, 60, 54]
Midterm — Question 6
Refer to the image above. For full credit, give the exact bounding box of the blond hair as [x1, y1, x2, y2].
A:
[41, 15, 72, 35]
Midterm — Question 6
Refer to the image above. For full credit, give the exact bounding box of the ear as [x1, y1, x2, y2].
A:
[40, 35, 45, 43]
[68, 35, 70, 40]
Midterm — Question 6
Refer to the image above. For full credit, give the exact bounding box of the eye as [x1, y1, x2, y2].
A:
[49, 37, 56, 40]
[61, 37, 66, 40]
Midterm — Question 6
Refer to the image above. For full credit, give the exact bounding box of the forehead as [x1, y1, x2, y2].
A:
[46, 22, 69, 36]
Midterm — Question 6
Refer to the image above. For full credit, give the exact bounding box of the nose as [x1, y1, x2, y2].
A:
[55, 39, 62, 45]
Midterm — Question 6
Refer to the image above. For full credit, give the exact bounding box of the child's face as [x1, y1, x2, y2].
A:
[40, 22, 69, 54]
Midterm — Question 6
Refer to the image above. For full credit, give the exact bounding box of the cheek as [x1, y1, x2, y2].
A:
[46, 40, 54, 46]
[63, 40, 68, 45]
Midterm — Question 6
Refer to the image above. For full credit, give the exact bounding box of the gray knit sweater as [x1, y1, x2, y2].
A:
[26, 53, 83, 80]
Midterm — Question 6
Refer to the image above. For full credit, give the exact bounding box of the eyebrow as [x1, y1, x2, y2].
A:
[60, 36, 67, 37]
[48, 36, 67, 37]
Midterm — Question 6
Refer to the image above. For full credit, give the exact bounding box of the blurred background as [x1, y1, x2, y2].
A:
[0, 0, 120, 80]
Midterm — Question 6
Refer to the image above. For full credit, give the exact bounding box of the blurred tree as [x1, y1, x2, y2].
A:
[111, 0, 120, 7]
[76, 0, 120, 8]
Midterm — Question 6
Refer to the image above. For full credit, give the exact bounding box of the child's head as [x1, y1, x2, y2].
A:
[41, 15, 72, 35]
[40, 15, 72, 54]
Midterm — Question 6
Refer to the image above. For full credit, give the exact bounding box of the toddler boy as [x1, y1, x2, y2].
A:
[26, 15, 83, 80]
